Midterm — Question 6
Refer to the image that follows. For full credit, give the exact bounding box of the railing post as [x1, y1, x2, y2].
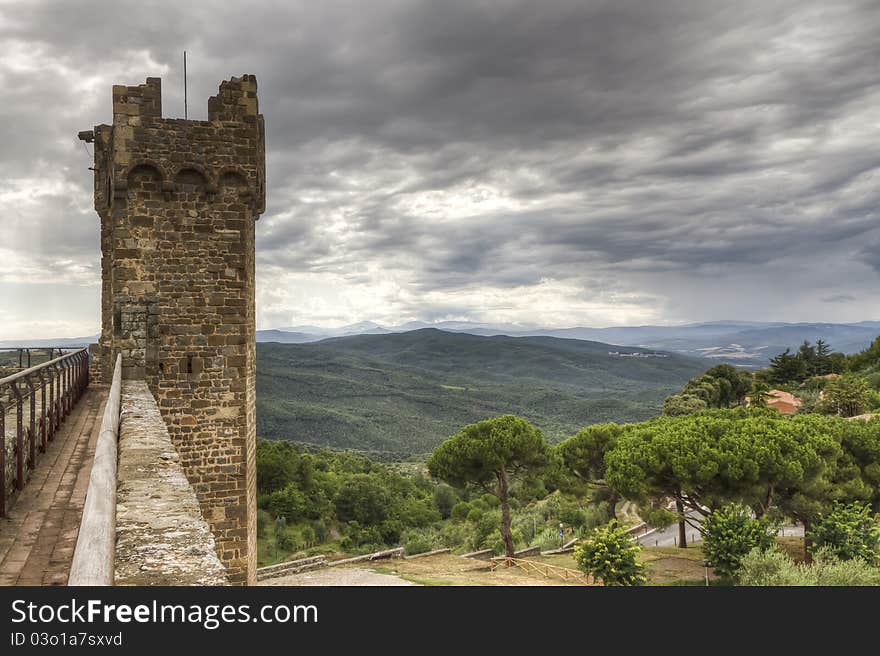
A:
[73, 352, 81, 400]
[62, 358, 70, 418]
[11, 382, 23, 491]
[37, 369, 47, 452]
[80, 351, 88, 395]
[58, 359, 65, 419]
[26, 374, 36, 469]
[68, 356, 75, 410]
[49, 362, 59, 436]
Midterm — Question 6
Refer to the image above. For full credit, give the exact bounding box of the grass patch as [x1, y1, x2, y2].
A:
[257, 533, 344, 567]
[776, 535, 807, 563]
[639, 543, 715, 585]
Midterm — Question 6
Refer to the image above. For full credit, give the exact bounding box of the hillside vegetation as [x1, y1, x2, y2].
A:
[256, 329, 705, 456]
[257, 333, 880, 585]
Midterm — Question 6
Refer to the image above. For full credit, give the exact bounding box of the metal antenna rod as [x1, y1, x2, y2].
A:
[184, 50, 188, 119]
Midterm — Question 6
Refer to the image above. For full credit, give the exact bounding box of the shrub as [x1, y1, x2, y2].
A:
[536, 527, 564, 552]
[274, 516, 287, 538]
[737, 547, 808, 586]
[311, 519, 329, 543]
[333, 475, 390, 525]
[663, 394, 708, 416]
[403, 528, 440, 555]
[808, 502, 880, 563]
[276, 528, 299, 552]
[433, 485, 458, 519]
[483, 528, 524, 555]
[513, 511, 542, 543]
[378, 519, 405, 544]
[466, 508, 485, 524]
[701, 503, 776, 580]
[637, 502, 676, 529]
[815, 374, 872, 417]
[480, 493, 501, 508]
[581, 503, 611, 531]
[267, 484, 309, 523]
[471, 510, 501, 550]
[439, 522, 471, 550]
[558, 502, 587, 530]
[573, 521, 646, 586]
[300, 525, 316, 548]
[256, 509, 270, 539]
[450, 501, 472, 522]
[814, 552, 880, 586]
[470, 498, 490, 512]
[738, 547, 880, 586]
[341, 523, 384, 551]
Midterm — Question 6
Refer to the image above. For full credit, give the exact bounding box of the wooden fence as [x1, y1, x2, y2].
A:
[490, 556, 597, 585]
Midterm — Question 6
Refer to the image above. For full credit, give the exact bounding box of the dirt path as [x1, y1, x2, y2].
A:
[260, 566, 418, 586]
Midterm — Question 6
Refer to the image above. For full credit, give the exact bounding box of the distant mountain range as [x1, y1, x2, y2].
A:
[259, 320, 880, 366]
[0, 336, 98, 349]
[5, 319, 877, 368]
[256, 329, 706, 456]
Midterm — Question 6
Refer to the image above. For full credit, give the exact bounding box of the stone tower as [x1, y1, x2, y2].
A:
[80, 76, 265, 584]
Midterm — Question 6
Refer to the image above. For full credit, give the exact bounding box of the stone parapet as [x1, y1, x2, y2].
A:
[115, 380, 226, 585]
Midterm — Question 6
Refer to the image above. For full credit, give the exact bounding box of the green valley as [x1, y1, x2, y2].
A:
[255, 328, 706, 457]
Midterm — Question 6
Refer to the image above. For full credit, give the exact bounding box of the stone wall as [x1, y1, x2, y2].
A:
[84, 76, 264, 584]
[115, 381, 226, 585]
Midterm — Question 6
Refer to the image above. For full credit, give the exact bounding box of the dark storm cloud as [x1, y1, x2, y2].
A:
[822, 294, 856, 304]
[2, 0, 880, 335]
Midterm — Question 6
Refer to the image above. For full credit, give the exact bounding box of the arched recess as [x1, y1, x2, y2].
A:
[173, 166, 209, 191]
[126, 162, 164, 184]
[217, 168, 249, 193]
[124, 162, 164, 198]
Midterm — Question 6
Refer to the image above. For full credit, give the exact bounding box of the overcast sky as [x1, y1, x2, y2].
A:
[1, 0, 879, 339]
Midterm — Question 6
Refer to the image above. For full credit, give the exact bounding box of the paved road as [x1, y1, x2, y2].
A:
[633, 509, 704, 547]
[633, 511, 804, 548]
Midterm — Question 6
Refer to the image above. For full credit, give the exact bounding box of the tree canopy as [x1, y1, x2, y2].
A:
[556, 423, 626, 520]
[605, 410, 843, 523]
[427, 415, 550, 556]
[664, 363, 754, 416]
[816, 374, 872, 417]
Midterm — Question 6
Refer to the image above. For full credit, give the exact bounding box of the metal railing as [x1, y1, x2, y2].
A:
[0, 347, 89, 516]
[0, 347, 69, 372]
[69, 353, 121, 586]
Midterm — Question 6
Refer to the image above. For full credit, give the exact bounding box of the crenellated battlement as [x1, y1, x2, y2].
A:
[112, 77, 162, 123]
[208, 74, 259, 122]
[85, 76, 266, 222]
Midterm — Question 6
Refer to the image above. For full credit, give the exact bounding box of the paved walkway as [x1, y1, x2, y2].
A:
[0, 386, 107, 586]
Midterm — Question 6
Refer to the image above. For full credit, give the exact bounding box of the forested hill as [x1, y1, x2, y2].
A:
[256, 329, 705, 457]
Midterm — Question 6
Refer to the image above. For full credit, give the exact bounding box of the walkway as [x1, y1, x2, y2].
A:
[0, 386, 108, 585]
